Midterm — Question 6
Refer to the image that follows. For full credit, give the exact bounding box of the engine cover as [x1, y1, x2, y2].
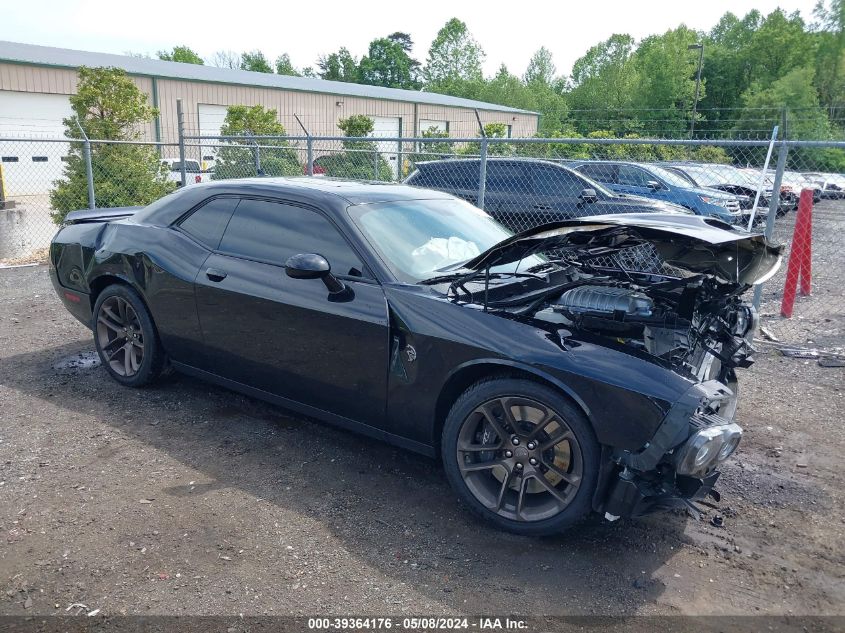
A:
[554, 285, 654, 317]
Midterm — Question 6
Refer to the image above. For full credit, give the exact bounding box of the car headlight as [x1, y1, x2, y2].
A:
[699, 195, 727, 207]
[675, 422, 743, 477]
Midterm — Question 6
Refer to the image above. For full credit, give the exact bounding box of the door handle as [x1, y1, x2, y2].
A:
[533, 204, 552, 210]
[205, 268, 227, 282]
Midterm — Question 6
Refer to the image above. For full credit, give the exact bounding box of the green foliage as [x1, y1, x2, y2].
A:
[318, 48, 360, 82]
[629, 26, 703, 137]
[240, 51, 273, 73]
[318, 115, 392, 181]
[359, 37, 421, 89]
[274, 54, 299, 76]
[157, 46, 204, 64]
[50, 66, 171, 223]
[423, 18, 485, 95]
[213, 105, 300, 179]
[567, 34, 639, 135]
[458, 122, 514, 157]
[407, 126, 452, 171]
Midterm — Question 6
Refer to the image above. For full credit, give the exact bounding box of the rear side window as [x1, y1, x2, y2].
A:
[179, 197, 239, 249]
[410, 163, 477, 190]
[577, 163, 618, 184]
[617, 165, 652, 187]
[486, 163, 529, 192]
[531, 166, 585, 197]
[219, 199, 366, 277]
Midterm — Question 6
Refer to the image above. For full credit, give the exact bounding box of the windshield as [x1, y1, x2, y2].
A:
[348, 198, 545, 283]
[646, 165, 700, 189]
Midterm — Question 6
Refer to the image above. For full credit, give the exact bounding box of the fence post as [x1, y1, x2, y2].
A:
[176, 99, 187, 187]
[250, 135, 262, 175]
[74, 118, 95, 209]
[753, 119, 789, 309]
[306, 137, 314, 176]
[373, 146, 379, 181]
[478, 138, 488, 210]
[293, 114, 313, 177]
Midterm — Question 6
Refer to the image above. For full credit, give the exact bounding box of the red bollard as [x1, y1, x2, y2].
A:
[781, 189, 814, 317]
[799, 192, 813, 296]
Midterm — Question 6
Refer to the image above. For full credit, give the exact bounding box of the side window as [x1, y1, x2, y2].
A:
[219, 199, 366, 277]
[578, 163, 617, 184]
[532, 167, 584, 197]
[178, 197, 239, 250]
[617, 165, 651, 187]
[443, 163, 478, 189]
[486, 164, 529, 193]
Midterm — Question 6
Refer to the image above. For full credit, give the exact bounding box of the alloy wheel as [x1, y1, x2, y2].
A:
[96, 296, 144, 377]
[456, 396, 583, 522]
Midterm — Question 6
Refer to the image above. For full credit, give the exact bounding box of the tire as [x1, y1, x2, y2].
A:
[92, 284, 165, 387]
[441, 377, 600, 536]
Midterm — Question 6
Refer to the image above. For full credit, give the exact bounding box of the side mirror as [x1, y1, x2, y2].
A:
[579, 188, 598, 203]
[646, 180, 662, 190]
[285, 253, 346, 294]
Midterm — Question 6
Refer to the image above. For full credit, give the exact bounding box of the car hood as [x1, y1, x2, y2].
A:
[463, 213, 783, 285]
[685, 185, 737, 200]
[610, 194, 692, 214]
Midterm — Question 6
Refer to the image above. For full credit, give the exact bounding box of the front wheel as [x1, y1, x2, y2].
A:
[441, 377, 600, 536]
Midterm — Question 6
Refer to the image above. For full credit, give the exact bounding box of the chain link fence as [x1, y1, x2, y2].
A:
[1, 130, 842, 354]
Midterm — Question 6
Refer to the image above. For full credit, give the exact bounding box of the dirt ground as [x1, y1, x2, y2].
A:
[0, 202, 843, 621]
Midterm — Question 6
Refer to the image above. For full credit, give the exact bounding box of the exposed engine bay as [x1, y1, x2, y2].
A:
[437, 216, 779, 398]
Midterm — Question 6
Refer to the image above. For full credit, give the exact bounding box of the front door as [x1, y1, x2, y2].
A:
[194, 197, 390, 428]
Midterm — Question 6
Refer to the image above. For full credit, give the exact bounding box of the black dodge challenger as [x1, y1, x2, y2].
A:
[49, 178, 781, 535]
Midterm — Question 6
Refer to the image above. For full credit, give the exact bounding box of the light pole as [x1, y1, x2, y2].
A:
[688, 43, 704, 139]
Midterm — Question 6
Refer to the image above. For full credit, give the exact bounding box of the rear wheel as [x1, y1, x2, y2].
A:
[442, 377, 599, 536]
[93, 284, 165, 387]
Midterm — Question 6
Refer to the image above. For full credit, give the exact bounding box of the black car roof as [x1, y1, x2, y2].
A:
[135, 177, 455, 226]
[196, 177, 454, 204]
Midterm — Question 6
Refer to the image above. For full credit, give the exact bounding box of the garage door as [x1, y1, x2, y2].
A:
[0, 92, 73, 196]
[197, 104, 229, 167]
[370, 116, 401, 180]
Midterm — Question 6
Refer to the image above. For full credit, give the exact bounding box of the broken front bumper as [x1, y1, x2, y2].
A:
[603, 469, 721, 519]
[599, 379, 740, 519]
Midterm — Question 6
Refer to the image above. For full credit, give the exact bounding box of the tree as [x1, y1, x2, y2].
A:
[567, 34, 639, 135]
[157, 46, 204, 64]
[210, 50, 240, 69]
[423, 18, 485, 94]
[274, 53, 300, 76]
[240, 50, 273, 73]
[317, 48, 360, 82]
[629, 26, 703, 137]
[213, 105, 300, 179]
[524, 47, 556, 87]
[359, 37, 421, 89]
[50, 67, 171, 222]
[736, 67, 831, 139]
[317, 115, 392, 181]
[813, 1, 845, 117]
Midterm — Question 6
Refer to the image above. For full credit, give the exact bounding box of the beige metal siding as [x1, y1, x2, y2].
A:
[0, 62, 538, 145]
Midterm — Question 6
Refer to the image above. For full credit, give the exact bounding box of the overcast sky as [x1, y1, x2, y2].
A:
[3, 0, 822, 78]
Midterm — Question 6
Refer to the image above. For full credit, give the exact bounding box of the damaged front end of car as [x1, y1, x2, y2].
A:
[448, 214, 782, 519]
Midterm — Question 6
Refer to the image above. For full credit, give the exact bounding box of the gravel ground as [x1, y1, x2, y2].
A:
[0, 203, 843, 619]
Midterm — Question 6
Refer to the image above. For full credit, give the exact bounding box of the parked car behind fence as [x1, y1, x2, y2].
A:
[404, 158, 690, 233]
[569, 160, 747, 225]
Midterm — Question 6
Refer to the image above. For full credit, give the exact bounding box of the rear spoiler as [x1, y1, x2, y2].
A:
[64, 206, 143, 224]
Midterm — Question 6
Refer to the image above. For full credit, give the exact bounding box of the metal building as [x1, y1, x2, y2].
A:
[0, 40, 538, 193]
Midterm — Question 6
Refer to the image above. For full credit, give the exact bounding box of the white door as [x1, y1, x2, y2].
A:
[0, 91, 73, 196]
[369, 116, 401, 180]
[197, 104, 229, 167]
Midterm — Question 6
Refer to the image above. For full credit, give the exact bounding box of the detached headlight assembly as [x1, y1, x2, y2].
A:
[675, 422, 743, 477]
